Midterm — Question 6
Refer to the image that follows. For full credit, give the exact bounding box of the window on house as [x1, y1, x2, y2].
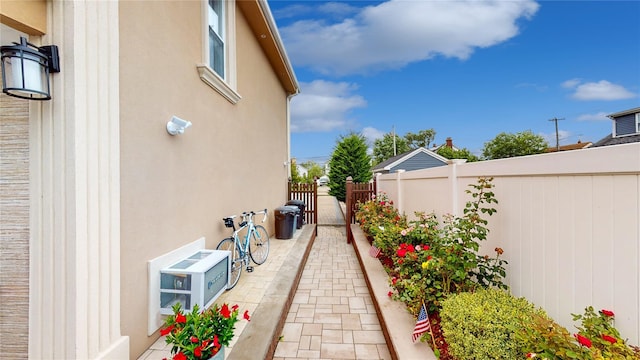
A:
[208, 0, 224, 78]
[636, 113, 640, 133]
[197, 0, 240, 103]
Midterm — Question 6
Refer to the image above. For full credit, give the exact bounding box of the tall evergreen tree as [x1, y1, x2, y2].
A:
[328, 132, 372, 202]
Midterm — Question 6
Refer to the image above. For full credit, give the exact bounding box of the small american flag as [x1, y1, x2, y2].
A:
[368, 245, 381, 258]
[412, 303, 431, 342]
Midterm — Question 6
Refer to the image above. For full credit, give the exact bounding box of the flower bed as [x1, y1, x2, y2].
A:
[354, 178, 640, 359]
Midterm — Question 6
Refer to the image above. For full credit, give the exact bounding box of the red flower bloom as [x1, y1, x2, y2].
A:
[175, 313, 186, 324]
[398, 259, 403, 264]
[601, 309, 615, 317]
[232, 304, 239, 311]
[391, 277, 398, 285]
[194, 345, 203, 357]
[397, 249, 407, 257]
[387, 291, 392, 297]
[173, 352, 187, 360]
[575, 334, 592, 348]
[160, 324, 174, 336]
[602, 334, 617, 344]
[526, 353, 537, 358]
[213, 334, 220, 348]
[220, 304, 231, 318]
[190, 336, 199, 343]
[244, 310, 251, 321]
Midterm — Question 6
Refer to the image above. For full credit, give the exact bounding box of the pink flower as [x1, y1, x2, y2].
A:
[575, 334, 592, 348]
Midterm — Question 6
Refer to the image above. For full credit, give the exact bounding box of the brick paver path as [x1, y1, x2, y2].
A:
[273, 190, 391, 360]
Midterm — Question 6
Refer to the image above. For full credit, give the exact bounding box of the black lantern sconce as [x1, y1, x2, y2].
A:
[1, 37, 60, 100]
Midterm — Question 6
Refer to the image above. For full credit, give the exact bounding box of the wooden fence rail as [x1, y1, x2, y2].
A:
[345, 177, 376, 243]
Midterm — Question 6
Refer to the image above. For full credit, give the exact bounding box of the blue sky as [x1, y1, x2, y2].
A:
[268, 0, 640, 164]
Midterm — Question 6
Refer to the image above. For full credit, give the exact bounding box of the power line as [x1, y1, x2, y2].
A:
[548, 117, 565, 151]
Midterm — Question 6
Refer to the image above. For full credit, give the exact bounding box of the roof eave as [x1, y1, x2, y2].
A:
[238, 0, 300, 96]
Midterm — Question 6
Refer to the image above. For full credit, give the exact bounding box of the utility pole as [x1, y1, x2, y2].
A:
[548, 117, 565, 151]
[392, 125, 397, 156]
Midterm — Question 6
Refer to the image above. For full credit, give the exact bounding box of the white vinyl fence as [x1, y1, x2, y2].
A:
[377, 143, 640, 346]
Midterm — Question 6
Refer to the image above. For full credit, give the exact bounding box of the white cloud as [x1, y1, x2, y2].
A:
[561, 78, 581, 89]
[361, 127, 385, 145]
[279, 0, 539, 75]
[571, 80, 636, 101]
[290, 80, 367, 133]
[576, 112, 609, 121]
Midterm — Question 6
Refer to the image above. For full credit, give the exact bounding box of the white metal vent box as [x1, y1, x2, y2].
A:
[159, 249, 230, 315]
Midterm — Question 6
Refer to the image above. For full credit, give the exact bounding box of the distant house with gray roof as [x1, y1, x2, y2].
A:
[372, 147, 449, 174]
[593, 107, 640, 147]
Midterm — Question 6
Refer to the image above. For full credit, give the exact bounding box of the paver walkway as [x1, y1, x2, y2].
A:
[139, 186, 390, 360]
[273, 189, 391, 360]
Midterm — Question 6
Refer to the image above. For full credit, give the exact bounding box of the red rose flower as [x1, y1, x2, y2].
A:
[601, 309, 615, 317]
[190, 336, 199, 343]
[575, 334, 592, 348]
[175, 313, 186, 324]
[602, 334, 617, 344]
[387, 291, 392, 297]
[244, 310, 251, 321]
[213, 334, 220, 348]
[397, 248, 407, 257]
[173, 352, 187, 360]
[220, 303, 231, 318]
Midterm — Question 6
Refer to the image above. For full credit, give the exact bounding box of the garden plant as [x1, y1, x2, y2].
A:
[354, 177, 639, 359]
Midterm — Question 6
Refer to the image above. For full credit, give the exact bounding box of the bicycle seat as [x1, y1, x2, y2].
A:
[223, 218, 235, 228]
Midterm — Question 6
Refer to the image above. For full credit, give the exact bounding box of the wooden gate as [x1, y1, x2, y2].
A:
[287, 181, 318, 233]
[345, 177, 376, 243]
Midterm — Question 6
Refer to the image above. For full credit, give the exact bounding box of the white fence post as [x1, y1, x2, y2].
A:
[396, 169, 405, 215]
[448, 159, 466, 217]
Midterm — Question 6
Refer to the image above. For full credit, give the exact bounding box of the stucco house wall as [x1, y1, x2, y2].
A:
[118, 1, 293, 356]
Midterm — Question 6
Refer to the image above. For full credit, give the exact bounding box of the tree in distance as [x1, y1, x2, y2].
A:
[328, 132, 372, 202]
[372, 128, 436, 165]
[436, 146, 479, 162]
[482, 130, 548, 160]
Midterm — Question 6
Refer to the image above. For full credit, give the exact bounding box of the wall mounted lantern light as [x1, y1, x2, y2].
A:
[167, 116, 192, 136]
[1, 36, 60, 100]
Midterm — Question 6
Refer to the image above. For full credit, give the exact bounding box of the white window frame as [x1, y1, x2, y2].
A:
[197, 0, 240, 104]
[636, 113, 640, 133]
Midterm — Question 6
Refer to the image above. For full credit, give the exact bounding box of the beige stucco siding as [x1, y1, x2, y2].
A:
[118, 2, 289, 357]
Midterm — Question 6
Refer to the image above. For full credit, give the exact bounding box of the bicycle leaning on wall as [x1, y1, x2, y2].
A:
[217, 209, 270, 290]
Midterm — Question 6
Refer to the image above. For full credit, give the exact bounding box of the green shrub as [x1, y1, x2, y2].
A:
[515, 312, 591, 359]
[440, 288, 546, 360]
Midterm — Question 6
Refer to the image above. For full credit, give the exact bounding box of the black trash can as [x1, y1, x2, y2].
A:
[274, 206, 296, 239]
[286, 199, 306, 229]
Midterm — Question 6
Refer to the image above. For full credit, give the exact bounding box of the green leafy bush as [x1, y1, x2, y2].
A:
[515, 307, 640, 359]
[440, 288, 546, 360]
[386, 178, 508, 313]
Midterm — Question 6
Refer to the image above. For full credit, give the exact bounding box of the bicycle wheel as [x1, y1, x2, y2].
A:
[216, 237, 242, 290]
[249, 225, 270, 265]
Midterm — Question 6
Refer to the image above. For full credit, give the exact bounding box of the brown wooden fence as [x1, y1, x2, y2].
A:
[345, 177, 376, 243]
[287, 181, 318, 233]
